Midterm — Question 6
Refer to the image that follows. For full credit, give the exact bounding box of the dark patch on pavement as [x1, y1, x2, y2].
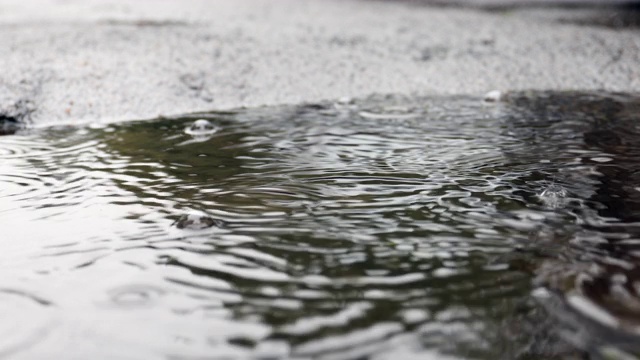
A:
[380, 0, 640, 11]
[558, 7, 640, 29]
[0, 98, 34, 136]
[0, 115, 21, 136]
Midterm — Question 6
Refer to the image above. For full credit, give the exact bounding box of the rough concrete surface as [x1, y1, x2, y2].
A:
[0, 0, 639, 125]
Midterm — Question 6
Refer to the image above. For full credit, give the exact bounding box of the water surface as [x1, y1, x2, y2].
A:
[1, 91, 640, 359]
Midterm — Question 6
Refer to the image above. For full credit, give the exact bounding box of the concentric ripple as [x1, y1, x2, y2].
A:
[2, 92, 640, 359]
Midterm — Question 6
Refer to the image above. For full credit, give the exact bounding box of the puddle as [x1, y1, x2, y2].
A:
[1, 91, 640, 359]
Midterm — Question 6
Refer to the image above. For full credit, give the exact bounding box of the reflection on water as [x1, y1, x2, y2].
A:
[1, 91, 640, 359]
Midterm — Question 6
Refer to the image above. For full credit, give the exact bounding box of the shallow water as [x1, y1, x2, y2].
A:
[1, 91, 640, 359]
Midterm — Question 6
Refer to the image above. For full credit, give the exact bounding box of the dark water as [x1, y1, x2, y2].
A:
[1, 91, 640, 359]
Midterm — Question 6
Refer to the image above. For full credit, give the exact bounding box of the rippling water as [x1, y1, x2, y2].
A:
[1, 91, 640, 359]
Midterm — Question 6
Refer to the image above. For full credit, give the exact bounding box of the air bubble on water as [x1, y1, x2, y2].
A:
[173, 211, 225, 230]
[178, 119, 219, 146]
[538, 184, 568, 209]
[185, 119, 218, 136]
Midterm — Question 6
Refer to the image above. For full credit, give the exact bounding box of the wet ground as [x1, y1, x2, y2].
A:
[1, 91, 640, 359]
[2, 0, 639, 124]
